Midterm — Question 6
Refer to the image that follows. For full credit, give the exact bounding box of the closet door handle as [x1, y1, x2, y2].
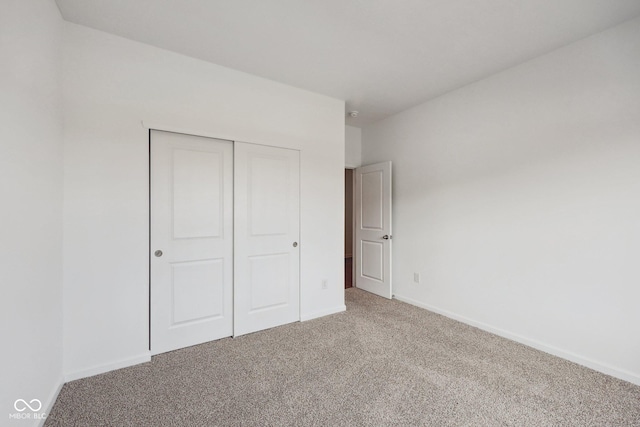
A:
[293, 242, 298, 247]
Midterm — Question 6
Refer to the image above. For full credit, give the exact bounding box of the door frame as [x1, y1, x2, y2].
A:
[345, 167, 356, 288]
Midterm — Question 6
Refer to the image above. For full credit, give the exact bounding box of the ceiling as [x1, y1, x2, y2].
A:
[55, 0, 640, 126]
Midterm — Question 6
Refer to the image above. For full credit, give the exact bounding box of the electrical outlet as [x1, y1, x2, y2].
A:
[322, 279, 328, 289]
[413, 273, 420, 283]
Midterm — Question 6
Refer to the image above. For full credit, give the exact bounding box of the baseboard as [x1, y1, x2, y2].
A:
[393, 294, 640, 386]
[300, 304, 346, 322]
[39, 375, 64, 427]
[64, 352, 151, 383]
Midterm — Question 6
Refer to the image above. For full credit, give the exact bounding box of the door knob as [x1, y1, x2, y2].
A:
[293, 242, 298, 247]
[154, 250, 163, 257]
[382, 235, 391, 240]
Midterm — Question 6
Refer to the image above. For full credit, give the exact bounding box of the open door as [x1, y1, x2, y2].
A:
[355, 161, 392, 299]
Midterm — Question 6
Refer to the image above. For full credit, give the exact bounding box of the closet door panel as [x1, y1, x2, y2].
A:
[150, 130, 233, 354]
[234, 142, 300, 336]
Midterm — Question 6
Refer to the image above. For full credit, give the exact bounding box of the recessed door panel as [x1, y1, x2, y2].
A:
[249, 253, 290, 312]
[172, 149, 223, 239]
[249, 156, 288, 236]
[172, 259, 224, 324]
[361, 241, 384, 282]
[361, 170, 383, 230]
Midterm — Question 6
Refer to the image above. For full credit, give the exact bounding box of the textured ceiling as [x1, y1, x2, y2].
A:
[56, 0, 640, 126]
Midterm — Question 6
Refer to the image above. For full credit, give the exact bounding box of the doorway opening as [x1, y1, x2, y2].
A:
[345, 168, 355, 288]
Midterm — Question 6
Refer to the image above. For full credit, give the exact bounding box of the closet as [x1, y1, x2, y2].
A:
[150, 130, 300, 355]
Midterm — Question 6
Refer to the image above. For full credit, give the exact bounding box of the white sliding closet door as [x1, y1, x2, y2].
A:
[234, 142, 300, 337]
[150, 130, 233, 355]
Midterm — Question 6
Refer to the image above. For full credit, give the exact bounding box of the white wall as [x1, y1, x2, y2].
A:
[1, 0, 64, 423]
[362, 17, 640, 384]
[345, 125, 362, 168]
[62, 23, 345, 379]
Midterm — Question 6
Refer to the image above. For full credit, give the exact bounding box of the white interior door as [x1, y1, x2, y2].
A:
[355, 161, 392, 299]
[234, 142, 300, 337]
[150, 130, 233, 355]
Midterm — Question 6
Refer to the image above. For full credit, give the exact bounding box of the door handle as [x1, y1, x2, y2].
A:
[382, 235, 391, 240]
[154, 250, 163, 257]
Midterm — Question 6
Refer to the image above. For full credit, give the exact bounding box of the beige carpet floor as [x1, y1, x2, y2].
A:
[46, 288, 640, 426]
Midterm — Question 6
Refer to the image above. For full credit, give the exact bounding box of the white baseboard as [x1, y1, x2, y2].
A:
[393, 294, 640, 386]
[39, 375, 64, 427]
[64, 352, 151, 383]
[301, 304, 346, 322]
